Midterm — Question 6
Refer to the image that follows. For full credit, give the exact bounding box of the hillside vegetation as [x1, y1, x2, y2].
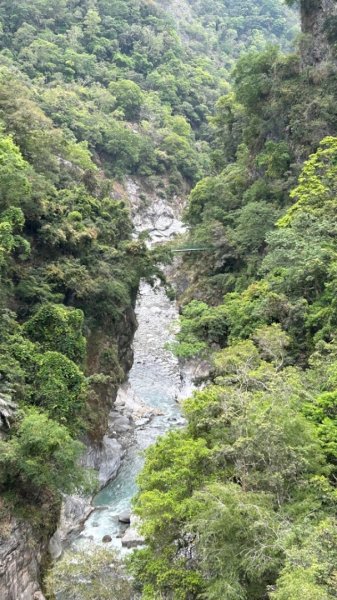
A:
[0, 0, 297, 548]
[5, 1, 337, 599]
[129, 1, 337, 599]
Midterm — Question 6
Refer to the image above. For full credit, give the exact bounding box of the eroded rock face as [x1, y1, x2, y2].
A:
[49, 495, 94, 560]
[83, 436, 123, 487]
[300, 0, 337, 65]
[0, 518, 46, 600]
[125, 177, 186, 244]
[0, 396, 17, 435]
[49, 436, 123, 559]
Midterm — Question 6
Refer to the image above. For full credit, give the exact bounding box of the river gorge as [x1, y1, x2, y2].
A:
[55, 183, 194, 560]
[73, 279, 187, 551]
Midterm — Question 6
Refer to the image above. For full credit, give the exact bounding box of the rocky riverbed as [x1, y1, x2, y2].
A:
[68, 279, 189, 551]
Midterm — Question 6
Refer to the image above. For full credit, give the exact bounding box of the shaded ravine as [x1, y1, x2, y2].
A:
[67, 182, 193, 553]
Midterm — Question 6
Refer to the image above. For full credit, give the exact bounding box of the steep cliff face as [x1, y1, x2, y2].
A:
[0, 518, 46, 600]
[300, 0, 337, 64]
[0, 307, 137, 599]
[85, 307, 137, 441]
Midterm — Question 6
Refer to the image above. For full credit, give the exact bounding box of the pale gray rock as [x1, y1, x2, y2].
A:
[0, 396, 17, 431]
[49, 495, 94, 560]
[121, 515, 144, 549]
[109, 414, 132, 434]
[125, 177, 186, 245]
[48, 530, 62, 561]
[118, 510, 131, 524]
[0, 518, 44, 600]
[83, 436, 122, 487]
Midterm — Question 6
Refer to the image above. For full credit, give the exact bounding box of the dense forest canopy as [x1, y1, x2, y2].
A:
[128, 2, 337, 600]
[0, 0, 297, 519]
[3, 0, 337, 599]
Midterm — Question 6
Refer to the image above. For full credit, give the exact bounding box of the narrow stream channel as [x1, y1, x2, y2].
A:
[73, 280, 188, 552]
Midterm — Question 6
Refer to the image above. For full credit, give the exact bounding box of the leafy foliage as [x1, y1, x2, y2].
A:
[132, 3, 337, 597]
[3, 2, 330, 600]
[131, 332, 336, 598]
[24, 304, 86, 364]
[0, 409, 86, 496]
[45, 547, 132, 600]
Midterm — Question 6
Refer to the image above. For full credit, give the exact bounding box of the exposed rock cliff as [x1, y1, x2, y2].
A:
[300, 0, 337, 65]
[0, 518, 46, 600]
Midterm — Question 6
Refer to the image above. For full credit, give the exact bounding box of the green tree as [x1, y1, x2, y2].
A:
[271, 520, 337, 600]
[131, 335, 328, 599]
[24, 303, 86, 364]
[109, 79, 144, 121]
[45, 547, 132, 600]
[0, 409, 85, 496]
[34, 351, 87, 430]
[189, 483, 283, 600]
[0, 134, 31, 209]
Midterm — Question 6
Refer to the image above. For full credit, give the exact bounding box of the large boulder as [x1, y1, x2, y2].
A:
[102, 535, 112, 543]
[49, 495, 93, 560]
[82, 435, 122, 487]
[121, 515, 144, 549]
[118, 510, 131, 524]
